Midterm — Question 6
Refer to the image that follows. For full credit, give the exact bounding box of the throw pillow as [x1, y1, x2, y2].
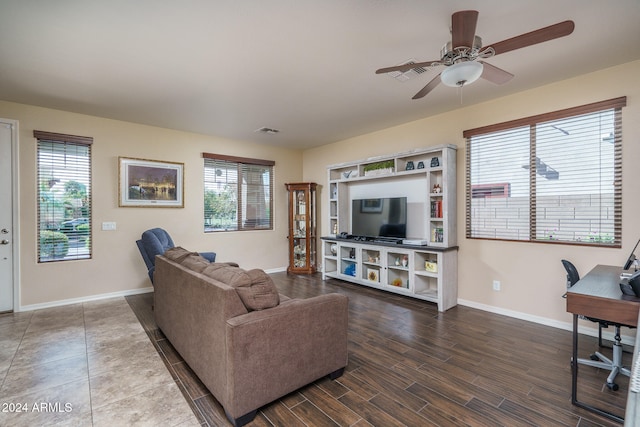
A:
[236, 269, 280, 311]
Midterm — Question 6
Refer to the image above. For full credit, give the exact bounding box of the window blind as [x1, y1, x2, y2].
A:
[465, 97, 625, 247]
[203, 153, 274, 232]
[35, 130, 93, 262]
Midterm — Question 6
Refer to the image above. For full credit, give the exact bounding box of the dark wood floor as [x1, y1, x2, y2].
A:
[126, 272, 631, 426]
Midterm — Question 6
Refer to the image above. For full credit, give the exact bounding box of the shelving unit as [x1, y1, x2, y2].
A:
[322, 239, 457, 311]
[321, 145, 458, 311]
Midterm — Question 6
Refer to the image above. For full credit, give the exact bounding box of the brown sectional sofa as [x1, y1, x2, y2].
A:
[153, 248, 349, 426]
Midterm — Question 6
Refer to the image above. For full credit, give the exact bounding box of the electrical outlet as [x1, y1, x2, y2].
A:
[102, 222, 117, 231]
[493, 280, 501, 291]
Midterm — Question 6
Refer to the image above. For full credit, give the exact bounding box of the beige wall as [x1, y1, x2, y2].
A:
[0, 101, 303, 307]
[303, 60, 640, 327]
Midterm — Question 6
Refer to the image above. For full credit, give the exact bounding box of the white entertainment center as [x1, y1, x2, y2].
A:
[321, 145, 458, 311]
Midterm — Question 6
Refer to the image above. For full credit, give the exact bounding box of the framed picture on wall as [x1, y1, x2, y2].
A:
[118, 157, 184, 207]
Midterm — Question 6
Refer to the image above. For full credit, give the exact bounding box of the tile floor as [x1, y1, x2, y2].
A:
[0, 297, 199, 426]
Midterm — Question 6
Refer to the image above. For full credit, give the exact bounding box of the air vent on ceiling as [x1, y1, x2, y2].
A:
[388, 59, 428, 82]
[255, 127, 280, 135]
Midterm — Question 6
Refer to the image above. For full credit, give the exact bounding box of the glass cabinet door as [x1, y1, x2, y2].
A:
[286, 182, 317, 274]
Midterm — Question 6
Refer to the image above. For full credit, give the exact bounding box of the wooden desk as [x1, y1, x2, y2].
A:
[567, 265, 640, 327]
[566, 264, 640, 423]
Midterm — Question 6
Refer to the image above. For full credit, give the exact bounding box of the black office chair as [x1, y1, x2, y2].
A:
[562, 259, 632, 391]
[562, 260, 608, 348]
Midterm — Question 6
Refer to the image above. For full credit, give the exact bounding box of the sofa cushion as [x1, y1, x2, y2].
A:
[164, 246, 199, 263]
[203, 264, 250, 285]
[180, 254, 211, 273]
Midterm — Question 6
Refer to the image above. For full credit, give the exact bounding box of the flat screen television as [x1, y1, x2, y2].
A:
[351, 197, 407, 239]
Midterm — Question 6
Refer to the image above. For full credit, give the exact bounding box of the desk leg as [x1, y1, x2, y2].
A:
[572, 314, 578, 404]
[570, 313, 624, 423]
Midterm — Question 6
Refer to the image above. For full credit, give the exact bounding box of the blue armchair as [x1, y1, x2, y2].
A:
[136, 228, 216, 284]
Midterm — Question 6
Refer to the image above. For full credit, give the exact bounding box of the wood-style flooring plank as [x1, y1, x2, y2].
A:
[498, 397, 580, 427]
[367, 393, 437, 427]
[393, 362, 504, 408]
[409, 382, 501, 427]
[289, 399, 341, 427]
[332, 370, 381, 401]
[337, 391, 407, 427]
[464, 396, 542, 427]
[260, 401, 307, 427]
[348, 365, 428, 412]
[299, 384, 361, 426]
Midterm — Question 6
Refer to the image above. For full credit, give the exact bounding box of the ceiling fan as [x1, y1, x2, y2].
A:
[375, 10, 575, 99]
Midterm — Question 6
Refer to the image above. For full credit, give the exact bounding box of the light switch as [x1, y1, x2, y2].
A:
[102, 222, 117, 231]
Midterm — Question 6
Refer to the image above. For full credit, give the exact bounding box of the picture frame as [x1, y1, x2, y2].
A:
[360, 198, 383, 213]
[118, 157, 184, 207]
[367, 268, 379, 282]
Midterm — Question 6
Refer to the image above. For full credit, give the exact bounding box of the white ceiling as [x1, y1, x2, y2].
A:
[1, 1, 639, 149]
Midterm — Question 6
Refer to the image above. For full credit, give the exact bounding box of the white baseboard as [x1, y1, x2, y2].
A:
[17, 266, 288, 312]
[19, 287, 154, 312]
[458, 298, 636, 346]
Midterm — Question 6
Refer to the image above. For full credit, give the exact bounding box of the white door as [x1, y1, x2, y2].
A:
[0, 119, 17, 312]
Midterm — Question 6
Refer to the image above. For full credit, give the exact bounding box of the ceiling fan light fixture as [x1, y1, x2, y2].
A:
[440, 61, 483, 87]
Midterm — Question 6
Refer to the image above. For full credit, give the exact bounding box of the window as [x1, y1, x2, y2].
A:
[465, 97, 625, 246]
[35, 130, 92, 262]
[203, 153, 274, 232]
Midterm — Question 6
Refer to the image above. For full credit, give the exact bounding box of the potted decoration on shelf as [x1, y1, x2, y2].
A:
[425, 260, 438, 273]
[363, 160, 395, 177]
[391, 278, 403, 287]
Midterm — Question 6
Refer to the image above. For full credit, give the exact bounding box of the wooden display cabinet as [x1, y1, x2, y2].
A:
[286, 182, 317, 274]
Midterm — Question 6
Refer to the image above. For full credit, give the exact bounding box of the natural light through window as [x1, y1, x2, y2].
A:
[35, 131, 92, 262]
[203, 154, 274, 232]
[465, 97, 624, 246]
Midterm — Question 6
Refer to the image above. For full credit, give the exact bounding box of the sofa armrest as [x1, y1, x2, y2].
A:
[224, 293, 348, 419]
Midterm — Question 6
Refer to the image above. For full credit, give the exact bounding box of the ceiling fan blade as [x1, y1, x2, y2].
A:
[484, 20, 575, 56]
[412, 73, 442, 100]
[375, 60, 441, 75]
[479, 61, 514, 85]
[451, 10, 479, 49]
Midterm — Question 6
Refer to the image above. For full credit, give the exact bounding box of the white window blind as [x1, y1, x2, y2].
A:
[203, 153, 274, 232]
[35, 131, 92, 262]
[465, 97, 625, 246]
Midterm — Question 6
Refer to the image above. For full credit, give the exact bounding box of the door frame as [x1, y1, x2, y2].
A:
[2, 118, 20, 312]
